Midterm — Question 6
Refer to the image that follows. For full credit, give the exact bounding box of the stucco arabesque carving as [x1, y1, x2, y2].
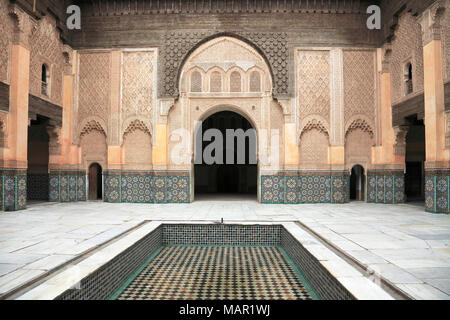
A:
[8, 3, 36, 49]
[418, 0, 446, 46]
[393, 125, 409, 156]
[162, 31, 288, 99]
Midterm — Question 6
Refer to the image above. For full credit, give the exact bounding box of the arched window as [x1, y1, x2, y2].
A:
[190, 71, 202, 92]
[249, 71, 261, 92]
[404, 62, 413, 95]
[41, 64, 49, 96]
[210, 71, 222, 92]
[230, 71, 241, 92]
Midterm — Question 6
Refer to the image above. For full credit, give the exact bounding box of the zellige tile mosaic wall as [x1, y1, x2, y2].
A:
[261, 172, 350, 204]
[367, 170, 405, 204]
[49, 170, 86, 203]
[425, 169, 450, 214]
[0, 169, 27, 211]
[104, 171, 190, 204]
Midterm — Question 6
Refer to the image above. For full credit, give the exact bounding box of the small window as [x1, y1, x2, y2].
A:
[210, 71, 222, 92]
[191, 71, 202, 92]
[41, 64, 49, 96]
[230, 71, 241, 92]
[250, 71, 261, 92]
[404, 62, 413, 95]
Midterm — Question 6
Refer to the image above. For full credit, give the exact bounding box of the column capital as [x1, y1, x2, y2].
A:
[381, 43, 392, 73]
[393, 125, 409, 157]
[63, 45, 75, 76]
[159, 99, 175, 125]
[418, 0, 446, 46]
[8, 3, 36, 49]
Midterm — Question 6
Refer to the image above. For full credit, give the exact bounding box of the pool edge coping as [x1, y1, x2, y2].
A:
[15, 221, 396, 301]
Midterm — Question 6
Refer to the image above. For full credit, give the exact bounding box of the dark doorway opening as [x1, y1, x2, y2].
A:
[194, 111, 257, 200]
[350, 165, 365, 201]
[405, 116, 425, 203]
[88, 163, 103, 200]
[27, 115, 49, 203]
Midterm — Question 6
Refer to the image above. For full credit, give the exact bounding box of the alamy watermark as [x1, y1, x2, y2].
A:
[367, 5, 381, 30]
[66, 5, 81, 30]
[169, 122, 280, 170]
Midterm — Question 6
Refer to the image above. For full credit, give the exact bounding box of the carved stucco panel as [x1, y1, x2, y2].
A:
[162, 31, 288, 98]
[29, 15, 65, 106]
[122, 51, 154, 117]
[0, 0, 14, 84]
[390, 12, 424, 104]
[297, 50, 330, 124]
[78, 52, 111, 126]
[343, 50, 376, 126]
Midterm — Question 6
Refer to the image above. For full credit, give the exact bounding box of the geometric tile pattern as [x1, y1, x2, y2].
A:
[27, 174, 49, 201]
[54, 224, 354, 301]
[281, 228, 355, 300]
[0, 169, 27, 211]
[48, 171, 86, 203]
[367, 171, 405, 204]
[104, 172, 190, 204]
[261, 173, 349, 204]
[163, 224, 281, 246]
[425, 170, 450, 214]
[57, 226, 163, 300]
[116, 246, 314, 300]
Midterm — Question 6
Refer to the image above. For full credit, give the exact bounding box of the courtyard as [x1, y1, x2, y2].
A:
[0, 200, 449, 300]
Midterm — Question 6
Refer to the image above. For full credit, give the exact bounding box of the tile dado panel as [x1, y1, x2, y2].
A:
[261, 172, 349, 204]
[425, 169, 450, 214]
[49, 171, 87, 203]
[367, 171, 405, 204]
[104, 171, 190, 204]
[27, 174, 49, 201]
[0, 169, 27, 211]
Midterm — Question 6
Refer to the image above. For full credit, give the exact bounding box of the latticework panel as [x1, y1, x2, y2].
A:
[250, 71, 261, 92]
[441, 0, 450, 81]
[230, 71, 242, 92]
[343, 50, 376, 125]
[122, 51, 154, 117]
[390, 12, 424, 104]
[0, 0, 14, 84]
[300, 128, 329, 166]
[297, 51, 330, 122]
[190, 71, 202, 92]
[78, 52, 111, 124]
[29, 15, 65, 105]
[345, 129, 373, 165]
[210, 71, 222, 92]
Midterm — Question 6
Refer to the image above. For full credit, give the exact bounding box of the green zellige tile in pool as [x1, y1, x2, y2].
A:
[116, 246, 314, 300]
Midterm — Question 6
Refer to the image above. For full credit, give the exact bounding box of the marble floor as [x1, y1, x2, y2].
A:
[0, 200, 449, 300]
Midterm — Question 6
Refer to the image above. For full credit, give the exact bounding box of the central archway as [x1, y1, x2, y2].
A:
[194, 111, 258, 200]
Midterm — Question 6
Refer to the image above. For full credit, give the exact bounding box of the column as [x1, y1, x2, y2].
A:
[419, 2, 449, 213]
[369, 45, 405, 204]
[1, 5, 34, 211]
